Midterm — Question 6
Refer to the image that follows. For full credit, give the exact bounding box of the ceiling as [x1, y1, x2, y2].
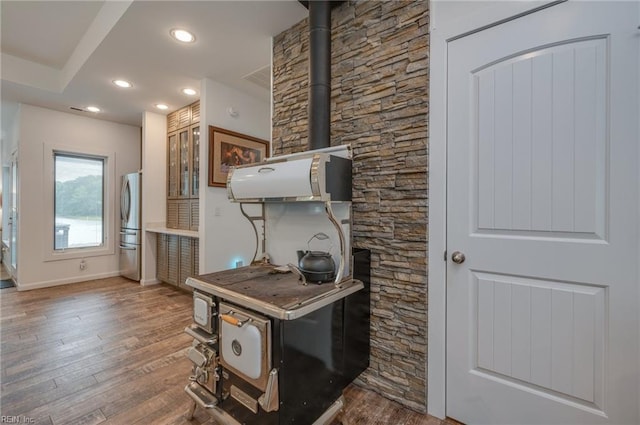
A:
[0, 0, 308, 128]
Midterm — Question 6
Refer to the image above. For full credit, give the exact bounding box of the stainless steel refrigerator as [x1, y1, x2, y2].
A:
[119, 172, 141, 280]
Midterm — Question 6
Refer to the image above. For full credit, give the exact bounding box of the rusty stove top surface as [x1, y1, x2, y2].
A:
[187, 264, 361, 320]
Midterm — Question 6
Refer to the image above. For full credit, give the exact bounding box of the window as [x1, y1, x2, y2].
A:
[54, 153, 105, 250]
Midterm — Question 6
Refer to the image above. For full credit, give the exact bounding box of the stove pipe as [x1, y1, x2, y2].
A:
[307, 0, 332, 151]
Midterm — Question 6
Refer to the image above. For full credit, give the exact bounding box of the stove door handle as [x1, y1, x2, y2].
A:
[187, 347, 207, 367]
[221, 314, 248, 327]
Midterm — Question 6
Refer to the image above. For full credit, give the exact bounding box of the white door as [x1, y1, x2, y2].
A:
[446, 2, 639, 424]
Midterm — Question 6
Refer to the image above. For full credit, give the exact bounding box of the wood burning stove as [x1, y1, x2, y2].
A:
[183, 145, 370, 424]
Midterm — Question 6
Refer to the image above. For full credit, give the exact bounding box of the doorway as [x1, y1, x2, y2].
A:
[2, 154, 18, 282]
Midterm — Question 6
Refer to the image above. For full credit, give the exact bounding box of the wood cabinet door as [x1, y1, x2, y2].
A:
[156, 234, 169, 282]
[176, 106, 190, 129]
[166, 234, 179, 286]
[178, 236, 194, 292]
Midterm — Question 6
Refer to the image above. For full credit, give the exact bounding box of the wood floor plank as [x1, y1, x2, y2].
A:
[2, 336, 132, 386]
[50, 361, 186, 424]
[97, 366, 187, 421]
[1, 277, 450, 425]
[61, 408, 107, 425]
[100, 386, 181, 424]
[1, 374, 99, 419]
[91, 335, 191, 383]
[1, 334, 103, 373]
[2, 335, 64, 357]
[1, 337, 136, 394]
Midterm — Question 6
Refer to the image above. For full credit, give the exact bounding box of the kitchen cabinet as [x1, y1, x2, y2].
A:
[167, 101, 199, 230]
[167, 105, 190, 133]
[179, 236, 199, 292]
[156, 233, 198, 291]
[167, 199, 199, 231]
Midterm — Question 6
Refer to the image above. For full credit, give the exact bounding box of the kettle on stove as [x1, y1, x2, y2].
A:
[296, 232, 336, 283]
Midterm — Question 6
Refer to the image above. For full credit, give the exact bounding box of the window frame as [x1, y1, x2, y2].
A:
[43, 144, 115, 262]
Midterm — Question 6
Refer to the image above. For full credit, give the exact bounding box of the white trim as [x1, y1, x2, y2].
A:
[42, 143, 116, 262]
[427, 1, 561, 419]
[427, 6, 448, 419]
[140, 278, 161, 286]
[637, 5, 640, 423]
[16, 271, 121, 291]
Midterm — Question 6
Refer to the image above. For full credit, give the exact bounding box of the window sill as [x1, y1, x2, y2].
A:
[44, 245, 114, 262]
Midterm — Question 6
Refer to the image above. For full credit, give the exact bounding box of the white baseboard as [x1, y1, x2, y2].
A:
[16, 271, 121, 291]
[140, 278, 160, 286]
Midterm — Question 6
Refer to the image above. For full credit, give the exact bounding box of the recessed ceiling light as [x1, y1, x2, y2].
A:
[170, 29, 195, 43]
[86, 106, 101, 113]
[155, 104, 169, 110]
[182, 88, 197, 96]
[113, 79, 132, 88]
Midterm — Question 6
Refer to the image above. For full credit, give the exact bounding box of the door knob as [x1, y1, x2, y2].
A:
[451, 251, 465, 264]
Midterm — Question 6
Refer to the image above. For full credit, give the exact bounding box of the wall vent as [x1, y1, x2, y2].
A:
[242, 65, 271, 90]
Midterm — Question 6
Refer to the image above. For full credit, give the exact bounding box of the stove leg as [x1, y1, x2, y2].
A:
[185, 400, 197, 421]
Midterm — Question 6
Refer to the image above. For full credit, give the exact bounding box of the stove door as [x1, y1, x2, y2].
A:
[193, 291, 216, 334]
[219, 302, 271, 391]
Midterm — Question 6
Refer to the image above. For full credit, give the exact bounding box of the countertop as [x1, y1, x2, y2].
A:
[145, 222, 199, 238]
[186, 264, 363, 320]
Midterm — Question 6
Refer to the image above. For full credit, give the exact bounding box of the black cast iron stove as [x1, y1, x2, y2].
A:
[183, 145, 370, 424]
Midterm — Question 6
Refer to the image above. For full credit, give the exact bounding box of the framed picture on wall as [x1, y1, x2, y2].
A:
[208, 126, 270, 187]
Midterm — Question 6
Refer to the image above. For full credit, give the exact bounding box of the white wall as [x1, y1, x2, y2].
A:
[140, 111, 166, 285]
[199, 78, 270, 273]
[17, 104, 140, 290]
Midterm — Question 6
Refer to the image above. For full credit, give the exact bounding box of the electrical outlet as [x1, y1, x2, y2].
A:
[80, 259, 86, 271]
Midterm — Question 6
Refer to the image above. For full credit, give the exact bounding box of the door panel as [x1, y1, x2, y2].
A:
[121, 172, 140, 230]
[475, 38, 606, 237]
[473, 273, 605, 405]
[119, 243, 140, 281]
[446, 2, 638, 424]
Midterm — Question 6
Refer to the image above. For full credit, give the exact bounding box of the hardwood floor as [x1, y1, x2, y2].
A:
[1, 263, 10, 280]
[1, 277, 449, 425]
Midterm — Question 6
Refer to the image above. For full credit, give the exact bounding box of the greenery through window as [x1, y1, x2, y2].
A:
[54, 153, 105, 250]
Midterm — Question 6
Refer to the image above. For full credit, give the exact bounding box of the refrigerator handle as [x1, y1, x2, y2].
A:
[121, 178, 130, 223]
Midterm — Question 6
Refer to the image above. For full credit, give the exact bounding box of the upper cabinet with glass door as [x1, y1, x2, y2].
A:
[179, 127, 189, 197]
[167, 132, 179, 198]
[191, 125, 200, 198]
[167, 101, 200, 200]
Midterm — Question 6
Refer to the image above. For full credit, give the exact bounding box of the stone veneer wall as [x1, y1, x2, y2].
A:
[272, 0, 429, 411]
